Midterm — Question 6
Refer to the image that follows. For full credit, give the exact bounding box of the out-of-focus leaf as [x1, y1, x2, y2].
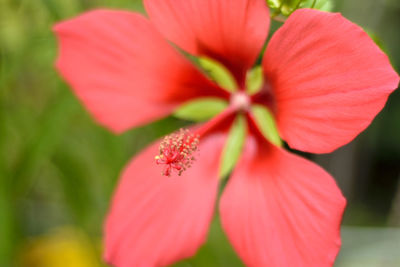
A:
[199, 57, 238, 92]
[42, 0, 81, 18]
[268, 0, 302, 16]
[268, 0, 334, 16]
[366, 30, 388, 53]
[52, 150, 95, 228]
[267, 0, 281, 9]
[336, 227, 400, 267]
[301, 0, 334, 11]
[0, 7, 26, 53]
[251, 104, 282, 147]
[11, 90, 80, 196]
[246, 66, 264, 95]
[220, 115, 246, 178]
[0, 21, 16, 267]
[174, 98, 229, 122]
[0, 185, 17, 267]
[97, 0, 145, 12]
[173, 217, 244, 267]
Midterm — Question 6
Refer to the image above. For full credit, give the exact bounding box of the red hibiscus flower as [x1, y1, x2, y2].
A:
[53, 0, 399, 266]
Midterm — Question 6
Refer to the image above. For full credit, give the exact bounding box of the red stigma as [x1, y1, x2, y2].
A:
[155, 129, 199, 177]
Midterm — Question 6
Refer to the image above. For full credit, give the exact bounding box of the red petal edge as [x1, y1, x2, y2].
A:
[54, 9, 228, 133]
[263, 9, 399, 153]
[220, 118, 346, 267]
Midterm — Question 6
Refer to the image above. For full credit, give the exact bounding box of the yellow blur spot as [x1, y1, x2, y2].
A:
[19, 226, 102, 267]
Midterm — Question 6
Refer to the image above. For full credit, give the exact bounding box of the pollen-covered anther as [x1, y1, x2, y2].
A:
[155, 128, 199, 177]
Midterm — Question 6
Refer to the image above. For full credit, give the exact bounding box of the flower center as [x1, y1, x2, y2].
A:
[155, 128, 199, 177]
[230, 92, 251, 111]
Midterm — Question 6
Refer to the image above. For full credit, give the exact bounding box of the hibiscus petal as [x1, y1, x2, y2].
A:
[220, 134, 346, 267]
[263, 9, 399, 153]
[144, 0, 270, 86]
[54, 10, 227, 133]
[104, 120, 230, 266]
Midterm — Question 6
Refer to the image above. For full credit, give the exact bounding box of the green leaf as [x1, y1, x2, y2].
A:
[246, 66, 264, 95]
[174, 98, 229, 122]
[199, 57, 238, 92]
[251, 104, 282, 147]
[220, 115, 246, 178]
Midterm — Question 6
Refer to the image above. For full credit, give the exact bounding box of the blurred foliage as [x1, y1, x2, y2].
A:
[0, 0, 399, 266]
[267, 0, 333, 17]
[0, 1, 177, 266]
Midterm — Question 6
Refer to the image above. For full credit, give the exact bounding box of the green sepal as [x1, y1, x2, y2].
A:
[219, 115, 246, 179]
[251, 104, 282, 147]
[199, 57, 238, 92]
[246, 66, 264, 95]
[173, 98, 229, 122]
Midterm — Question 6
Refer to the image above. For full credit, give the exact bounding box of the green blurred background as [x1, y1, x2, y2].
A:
[1, 0, 399, 266]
